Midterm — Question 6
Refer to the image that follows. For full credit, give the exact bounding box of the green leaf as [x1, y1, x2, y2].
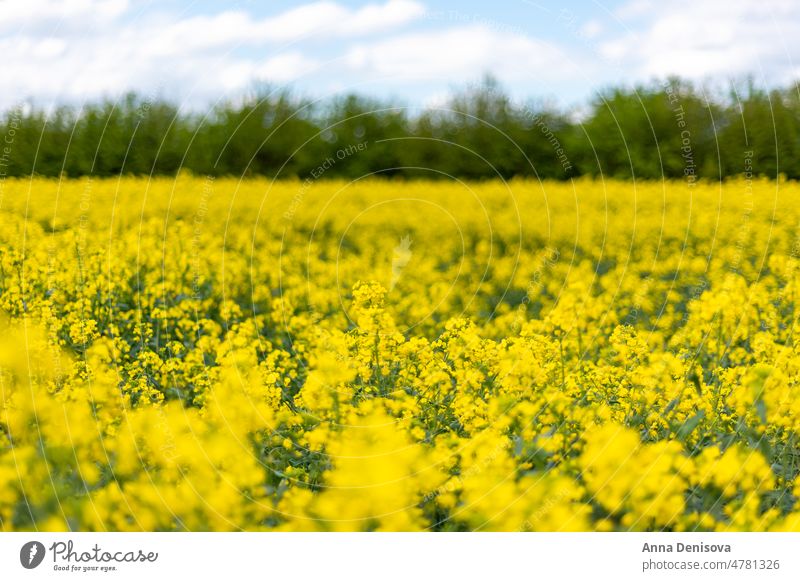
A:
[677, 411, 705, 440]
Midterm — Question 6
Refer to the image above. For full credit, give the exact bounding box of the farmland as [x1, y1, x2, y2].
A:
[1, 176, 799, 531]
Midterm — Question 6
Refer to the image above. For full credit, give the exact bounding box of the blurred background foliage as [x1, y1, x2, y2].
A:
[3, 76, 798, 180]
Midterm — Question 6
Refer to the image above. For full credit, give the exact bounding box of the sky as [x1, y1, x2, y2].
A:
[2, 0, 799, 112]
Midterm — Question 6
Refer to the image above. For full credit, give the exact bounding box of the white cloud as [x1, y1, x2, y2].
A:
[32, 37, 67, 59]
[601, 0, 800, 82]
[141, 0, 425, 56]
[256, 53, 321, 83]
[0, 0, 129, 31]
[0, 0, 425, 109]
[257, 0, 425, 42]
[579, 21, 603, 40]
[344, 24, 579, 82]
[18, 0, 796, 113]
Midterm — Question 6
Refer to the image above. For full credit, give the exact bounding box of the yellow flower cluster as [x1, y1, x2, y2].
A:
[1, 175, 799, 531]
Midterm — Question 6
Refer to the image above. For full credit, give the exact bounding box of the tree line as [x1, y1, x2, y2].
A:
[2, 77, 798, 181]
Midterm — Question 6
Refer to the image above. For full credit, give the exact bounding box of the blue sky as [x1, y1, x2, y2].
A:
[2, 0, 798, 112]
